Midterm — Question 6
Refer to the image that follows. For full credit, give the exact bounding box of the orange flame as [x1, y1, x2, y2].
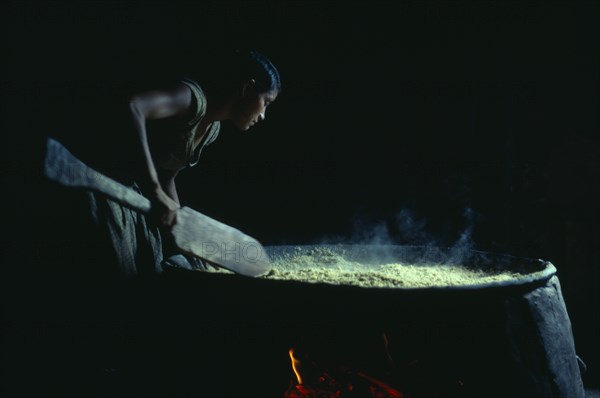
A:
[288, 348, 303, 385]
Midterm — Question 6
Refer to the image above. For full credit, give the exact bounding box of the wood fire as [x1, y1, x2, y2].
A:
[284, 347, 403, 398]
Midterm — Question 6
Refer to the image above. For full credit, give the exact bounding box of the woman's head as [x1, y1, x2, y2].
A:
[191, 49, 281, 131]
[226, 50, 281, 131]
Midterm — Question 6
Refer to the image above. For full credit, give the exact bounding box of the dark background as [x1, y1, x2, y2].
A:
[2, 0, 599, 392]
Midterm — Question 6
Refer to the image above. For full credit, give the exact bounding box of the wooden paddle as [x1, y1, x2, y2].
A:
[43, 137, 271, 277]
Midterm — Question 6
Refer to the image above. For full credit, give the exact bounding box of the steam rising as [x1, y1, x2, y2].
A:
[321, 207, 481, 266]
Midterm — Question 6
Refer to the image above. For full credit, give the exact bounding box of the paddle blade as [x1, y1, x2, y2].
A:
[171, 207, 271, 277]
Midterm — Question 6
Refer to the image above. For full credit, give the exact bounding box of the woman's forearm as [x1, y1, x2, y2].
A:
[128, 101, 161, 192]
[162, 177, 181, 206]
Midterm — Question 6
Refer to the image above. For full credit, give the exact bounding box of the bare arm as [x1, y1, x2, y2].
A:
[159, 171, 181, 206]
[127, 83, 193, 227]
[127, 83, 193, 191]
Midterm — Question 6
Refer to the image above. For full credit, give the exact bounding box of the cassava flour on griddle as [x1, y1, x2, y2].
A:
[265, 247, 525, 288]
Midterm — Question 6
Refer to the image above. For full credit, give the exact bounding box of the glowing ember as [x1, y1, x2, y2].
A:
[284, 348, 403, 398]
[356, 371, 403, 398]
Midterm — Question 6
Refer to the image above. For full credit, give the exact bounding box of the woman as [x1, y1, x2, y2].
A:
[5, 50, 282, 398]
[62, 50, 281, 280]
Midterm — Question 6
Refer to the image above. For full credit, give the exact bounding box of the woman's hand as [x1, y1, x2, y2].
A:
[148, 186, 181, 230]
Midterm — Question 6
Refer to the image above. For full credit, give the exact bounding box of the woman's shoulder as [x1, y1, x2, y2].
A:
[178, 78, 207, 126]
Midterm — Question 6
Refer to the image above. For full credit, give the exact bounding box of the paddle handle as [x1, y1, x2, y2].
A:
[43, 137, 152, 214]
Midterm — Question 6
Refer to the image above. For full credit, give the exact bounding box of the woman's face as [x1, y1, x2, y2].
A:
[232, 85, 279, 131]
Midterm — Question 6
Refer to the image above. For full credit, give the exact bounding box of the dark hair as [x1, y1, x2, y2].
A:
[236, 50, 281, 93]
[189, 49, 281, 97]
